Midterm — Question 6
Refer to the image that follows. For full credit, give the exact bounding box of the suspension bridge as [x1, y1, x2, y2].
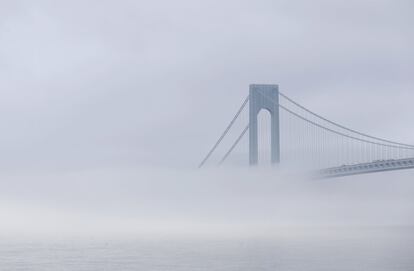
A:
[199, 84, 414, 178]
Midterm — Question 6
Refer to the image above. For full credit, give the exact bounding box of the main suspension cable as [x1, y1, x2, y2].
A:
[279, 92, 414, 148]
[257, 91, 414, 150]
[279, 104, 414, 150]
[219, 125, 249, 165]
[198, 96, 249, 168]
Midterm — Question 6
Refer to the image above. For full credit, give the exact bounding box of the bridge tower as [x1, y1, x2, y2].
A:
[249, 84, 280, 166]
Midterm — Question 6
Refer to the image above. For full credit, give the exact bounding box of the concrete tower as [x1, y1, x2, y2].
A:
[249, 84, 280, 166]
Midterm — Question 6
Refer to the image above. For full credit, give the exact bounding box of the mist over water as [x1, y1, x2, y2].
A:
[1, 168, 414, 270]
[1, 167, 413, 238]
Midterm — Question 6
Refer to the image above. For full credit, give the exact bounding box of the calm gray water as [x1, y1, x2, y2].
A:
[1, 227, 413, 270]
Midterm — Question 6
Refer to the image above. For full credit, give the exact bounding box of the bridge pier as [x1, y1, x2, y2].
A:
[249, 84, 280, 166]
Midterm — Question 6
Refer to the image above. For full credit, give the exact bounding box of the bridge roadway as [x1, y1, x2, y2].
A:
[320, 157, 414, 178]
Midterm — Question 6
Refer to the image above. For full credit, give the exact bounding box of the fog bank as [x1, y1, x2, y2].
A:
[1, 167, 413, 239]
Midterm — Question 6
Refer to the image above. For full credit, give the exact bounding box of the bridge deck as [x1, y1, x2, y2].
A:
[320, 158, 414, 178]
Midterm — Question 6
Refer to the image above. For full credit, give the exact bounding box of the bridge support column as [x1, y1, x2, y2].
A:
[249, 84, 280, 166]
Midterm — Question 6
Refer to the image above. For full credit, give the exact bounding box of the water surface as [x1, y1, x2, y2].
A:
[1, 227, 413, 270]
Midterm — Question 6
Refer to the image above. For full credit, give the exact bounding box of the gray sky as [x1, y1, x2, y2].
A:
[1, 0, 413, 170]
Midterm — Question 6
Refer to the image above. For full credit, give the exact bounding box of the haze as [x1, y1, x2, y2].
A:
[0, 0, 413, 239]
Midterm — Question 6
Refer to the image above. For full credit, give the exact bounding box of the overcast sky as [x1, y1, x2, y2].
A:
[1, 0, 413, 171]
